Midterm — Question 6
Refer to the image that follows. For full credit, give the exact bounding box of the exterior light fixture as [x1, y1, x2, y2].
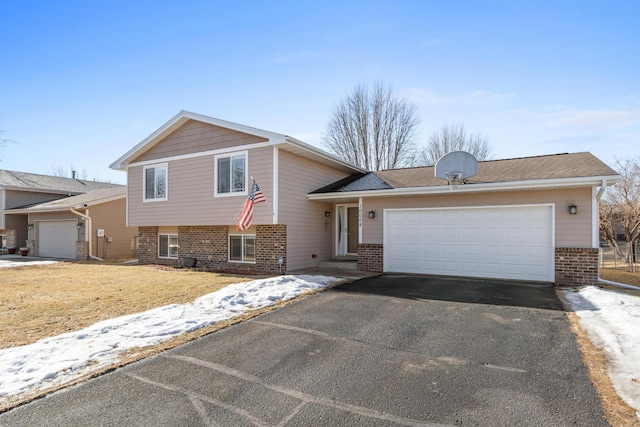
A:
[77, 220, 84, 229]
[569, 205, 577, 215]
[27, 223, 34, 230]
[368, 211, 376, 219]
[324, 211, 331, 217]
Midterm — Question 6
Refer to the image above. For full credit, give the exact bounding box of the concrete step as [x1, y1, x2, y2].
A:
[317, 260, 358, 270]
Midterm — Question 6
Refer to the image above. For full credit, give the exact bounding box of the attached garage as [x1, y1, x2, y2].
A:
[384, 205, 554, 282]
[37, 220, 78, 259]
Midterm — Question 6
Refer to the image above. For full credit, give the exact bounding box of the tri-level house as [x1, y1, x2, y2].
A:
[111, 110, 619, 286]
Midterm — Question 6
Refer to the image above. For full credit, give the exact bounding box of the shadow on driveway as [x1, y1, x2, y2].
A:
[334, 273, 566, 311]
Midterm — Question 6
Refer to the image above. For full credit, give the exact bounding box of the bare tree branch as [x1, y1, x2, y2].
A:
[323, 82, 420, 170]
[421, 123, 494, 165]
[600, 157, 640, 270]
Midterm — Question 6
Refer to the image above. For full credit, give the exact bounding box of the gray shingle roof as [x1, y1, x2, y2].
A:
[0, 170, 121, 194]
[7, 187, 126, 212]
[312, 152, 618, 193]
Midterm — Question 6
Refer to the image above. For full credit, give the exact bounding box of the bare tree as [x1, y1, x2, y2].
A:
[421, 124, 494, 165]
[599, 157, 640, 271]
[0, 127, 16, 162]
[50, 166, 89, 180]
[323, 82, 420, 171]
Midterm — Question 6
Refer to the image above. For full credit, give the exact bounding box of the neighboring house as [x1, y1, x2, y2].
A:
[111, 110, 619, 286]
[0, 170, 132, 259]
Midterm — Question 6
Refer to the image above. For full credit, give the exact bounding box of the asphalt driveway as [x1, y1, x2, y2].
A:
[0, 274, 608, 426]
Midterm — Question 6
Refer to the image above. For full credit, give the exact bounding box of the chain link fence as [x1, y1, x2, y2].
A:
[599, 242, 639, 271]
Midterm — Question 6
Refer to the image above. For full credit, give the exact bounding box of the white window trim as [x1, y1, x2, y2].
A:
[214, 150, 248, 198]
[228, 234, 256, 264]
[158, 233, 179, 259]
[143, 163, 168, 202]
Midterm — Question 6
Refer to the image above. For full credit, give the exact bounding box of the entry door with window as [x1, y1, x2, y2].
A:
[337, 205, 359, 256]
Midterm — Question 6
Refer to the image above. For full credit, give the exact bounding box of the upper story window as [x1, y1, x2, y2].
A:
[215, 151, 247, 197]
[144, 163, 168, 201]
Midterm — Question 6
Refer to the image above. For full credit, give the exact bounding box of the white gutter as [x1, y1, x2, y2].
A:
[70, 207, 103, 261]
[596, 178, 608, 200]
[308, 175, 621, 200]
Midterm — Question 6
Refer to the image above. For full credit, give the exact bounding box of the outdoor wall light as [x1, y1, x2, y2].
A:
[324, 211, 331, 217]
[27, 223, 34, 230]
[569, 204, 578, 215]
[77, 220, 84, 229]
[368, 211, 376, 219]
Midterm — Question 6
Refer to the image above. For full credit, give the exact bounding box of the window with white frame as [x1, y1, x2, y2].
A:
[158, 234, 178, 258]
[144, 163, 168, 201]
[229, 234, 255, 263]
[215, 151, 246, 196]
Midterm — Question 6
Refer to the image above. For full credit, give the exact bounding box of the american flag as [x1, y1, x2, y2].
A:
[237, 180, 266, 231]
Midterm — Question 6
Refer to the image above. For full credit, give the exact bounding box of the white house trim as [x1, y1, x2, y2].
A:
[308, 175, 620, 201]
[273, 146, 279, 224]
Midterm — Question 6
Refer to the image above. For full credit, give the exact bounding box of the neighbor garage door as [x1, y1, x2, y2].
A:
[38, 221, 78, 259]
[384, 205, 554, 282]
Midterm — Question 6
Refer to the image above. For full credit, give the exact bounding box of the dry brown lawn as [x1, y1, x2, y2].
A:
[0, 261, 261, 350]
[600, 268, 640, 288]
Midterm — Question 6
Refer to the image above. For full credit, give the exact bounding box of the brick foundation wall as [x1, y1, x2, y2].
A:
[555, 247, 599, 287]
[358, 243, 383, 272]
[137, 225, 287, 274]
[138, 226, 177, 267]
[177, 225, 227, 270]
[256, 225, 287, 273]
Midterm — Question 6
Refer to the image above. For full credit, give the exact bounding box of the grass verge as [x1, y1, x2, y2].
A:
[0, 262, 262, 350]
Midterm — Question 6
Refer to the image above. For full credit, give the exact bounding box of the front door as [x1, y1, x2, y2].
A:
[337, 205, 359, 256]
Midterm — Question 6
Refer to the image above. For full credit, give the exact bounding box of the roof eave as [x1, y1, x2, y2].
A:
[307, 175, 621, 200]
[3, 194, 125, 214]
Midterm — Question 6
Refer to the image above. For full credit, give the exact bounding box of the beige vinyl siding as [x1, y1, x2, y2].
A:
[133, 120, 268, 163]
[362, 187, 593, 248]
[89, 199, 138, 259]
[128, 146, 273, 226]
[278, 149, 350, 271]
[5, 190, 67, 209]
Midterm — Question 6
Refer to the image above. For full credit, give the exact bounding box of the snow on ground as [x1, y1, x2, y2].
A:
[563, 286, 640, 418]
[0, 258, 59, 268]
[0, 274, 341, 402]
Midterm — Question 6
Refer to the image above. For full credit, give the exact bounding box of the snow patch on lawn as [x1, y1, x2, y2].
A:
[563, 286, 640, 418]
[0, 275, 341, 401]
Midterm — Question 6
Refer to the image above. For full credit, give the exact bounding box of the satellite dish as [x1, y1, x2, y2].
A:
[434, 151, 478, 189]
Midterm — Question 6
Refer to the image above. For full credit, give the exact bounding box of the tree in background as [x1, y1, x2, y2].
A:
[599, 157, 640, 271]
[421, 123, 493, 166]
[0, 127, 15, 162]
[323, 82, 420, 171]
[50, 166, 88, 180]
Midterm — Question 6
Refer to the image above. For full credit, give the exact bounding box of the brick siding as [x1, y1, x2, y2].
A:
[555, 247, 599, 286]
[137, 225, 287, 274]
[357, 243, 383, 272]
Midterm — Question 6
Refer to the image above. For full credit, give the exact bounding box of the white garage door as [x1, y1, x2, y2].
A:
[384, 205, 554, 282]
[38, 221, 78, 259]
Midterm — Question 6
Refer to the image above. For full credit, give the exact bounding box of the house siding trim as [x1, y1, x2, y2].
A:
[272, 146, 279, 224]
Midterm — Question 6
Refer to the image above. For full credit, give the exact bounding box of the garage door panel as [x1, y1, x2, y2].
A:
[38, 221, 77, 259]
[385, 206, 553, 282]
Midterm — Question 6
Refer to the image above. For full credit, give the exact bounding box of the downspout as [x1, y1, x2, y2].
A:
[70, 207, 103, 261]
[593, 179, 640, 290]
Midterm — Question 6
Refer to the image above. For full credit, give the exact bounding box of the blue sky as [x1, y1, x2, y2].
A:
[1, 1, 638, 184]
